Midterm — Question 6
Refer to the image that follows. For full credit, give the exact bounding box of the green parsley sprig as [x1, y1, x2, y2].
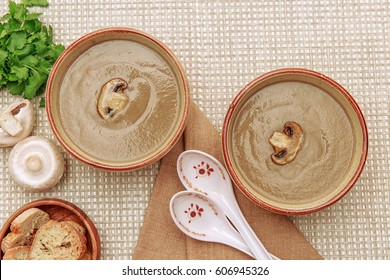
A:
[0, 0, 64, 99]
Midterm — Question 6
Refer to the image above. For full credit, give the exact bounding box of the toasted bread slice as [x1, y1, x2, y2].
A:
[3, 208, 50, 254]
[29, 220, 86, 260]
[64, 220, 86, 236]
[3, 246, 31, 260]
[1, 232, 33, 253]
[10, 208, 50, 235]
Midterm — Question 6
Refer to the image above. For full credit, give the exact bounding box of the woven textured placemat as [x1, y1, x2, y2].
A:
[0, 0, 389, 260]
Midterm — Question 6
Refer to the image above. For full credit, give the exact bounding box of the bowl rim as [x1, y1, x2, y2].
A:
[0, 198, 101, 260]
[221, 68, 369, 215]
[46, 27, 190, 171]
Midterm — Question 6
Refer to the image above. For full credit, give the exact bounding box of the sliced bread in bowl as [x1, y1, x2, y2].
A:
[3, 246, 31, 260]
[29, 220, 86, 260]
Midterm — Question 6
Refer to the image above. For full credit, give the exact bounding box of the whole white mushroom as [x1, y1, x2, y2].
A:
[8, 136, 65, 191]
[0, 100, 35, 147]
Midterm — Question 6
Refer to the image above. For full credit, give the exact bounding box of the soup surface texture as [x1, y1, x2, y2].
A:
[231, 81, 355, 206]
[59, 40, 180, 163]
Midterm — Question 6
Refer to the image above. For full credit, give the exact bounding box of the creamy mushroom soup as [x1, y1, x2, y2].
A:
[231, 81, 355, 206]
[59, 40, 180, 163]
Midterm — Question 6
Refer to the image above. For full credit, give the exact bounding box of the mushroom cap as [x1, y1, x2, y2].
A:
[0, 100, 35, 147]
[8, 136, 65, 191]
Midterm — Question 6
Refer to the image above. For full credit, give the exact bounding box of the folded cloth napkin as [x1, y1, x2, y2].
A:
[133, 101, 323, 260]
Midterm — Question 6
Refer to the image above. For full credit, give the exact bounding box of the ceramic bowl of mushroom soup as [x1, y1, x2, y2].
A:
[222, 68, 368, 215]
[46, 28, 190, 171]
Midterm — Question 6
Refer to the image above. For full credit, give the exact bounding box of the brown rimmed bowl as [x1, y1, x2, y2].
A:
[222, 68, 368, 215]
[46, 28, 190, 171]
[0, 198, 100, 260]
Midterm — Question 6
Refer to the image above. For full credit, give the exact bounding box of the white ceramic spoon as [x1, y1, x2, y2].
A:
[177, 150, 275, 260]
[170, 191, 255, 258]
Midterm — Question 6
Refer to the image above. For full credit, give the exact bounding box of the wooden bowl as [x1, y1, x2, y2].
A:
[222, 68, 368, 215]
[0, 198, 100, 260]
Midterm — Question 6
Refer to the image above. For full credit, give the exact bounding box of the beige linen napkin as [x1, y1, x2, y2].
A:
[133, 102, 323, 260]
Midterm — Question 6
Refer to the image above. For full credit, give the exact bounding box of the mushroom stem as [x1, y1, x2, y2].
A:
[25, 155, 43, 172]
[0, 112, 23, 136]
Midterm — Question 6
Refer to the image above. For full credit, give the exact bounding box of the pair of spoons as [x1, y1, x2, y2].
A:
[169, 150, 278, 260]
